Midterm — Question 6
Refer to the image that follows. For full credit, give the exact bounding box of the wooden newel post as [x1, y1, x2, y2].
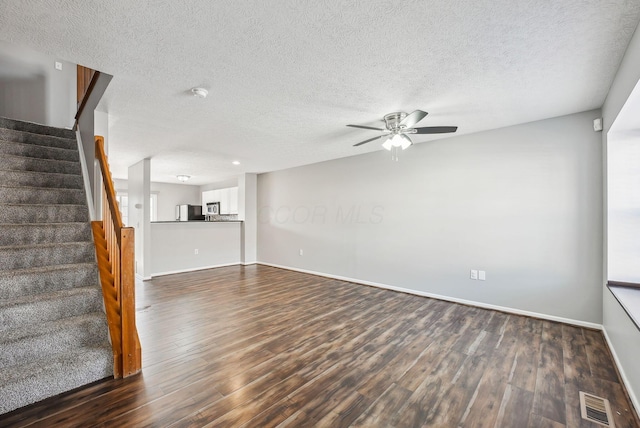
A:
[120, 227, 138, 377]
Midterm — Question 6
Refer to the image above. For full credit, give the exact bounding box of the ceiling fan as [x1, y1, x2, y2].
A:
[347, 110, 458, 152]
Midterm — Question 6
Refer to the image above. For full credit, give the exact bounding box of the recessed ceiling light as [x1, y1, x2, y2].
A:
[191, 87, 208, 98]
[176, 175, 191, 182]
[232, 161, 240, 165]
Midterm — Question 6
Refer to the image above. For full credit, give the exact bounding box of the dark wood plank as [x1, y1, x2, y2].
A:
[494, 385, 535, 428]
[0, 265, 637, 428]
[533, 341, 566, 425]
[584, 329, 620, 383]
[351, 383, 413, 427]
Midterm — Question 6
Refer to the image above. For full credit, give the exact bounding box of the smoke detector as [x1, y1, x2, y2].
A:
[191, 88, 208, 98]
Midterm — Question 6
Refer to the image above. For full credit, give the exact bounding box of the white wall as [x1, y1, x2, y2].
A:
[0, 40, 76, 128]
[257, 110, 603, 324]
[114, 179, 201, 222]
[601, 21, 640, 413]
[239, 173, 257, 264]
[200, 178, 238, 193]
[128, 159, 151, 279]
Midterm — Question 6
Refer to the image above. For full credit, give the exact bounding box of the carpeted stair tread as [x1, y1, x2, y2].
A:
[0, 286, 103, 333]
[0, 263, 98, 300]
[0, 186, 86, 205]
[0, 204, 89, 224]
[0, 117, 75, 139]
[0, 117, 113, 414]
[0, 154, 81, 175]
[0, 169, 83, 189]
[0, 223, 93, 246]
[0, 241, 96, 271]
[0, 346, 113, 414]
[0, 128, 77, 150]
[0, 140, 79, 162]
[0, 313, 110, 370]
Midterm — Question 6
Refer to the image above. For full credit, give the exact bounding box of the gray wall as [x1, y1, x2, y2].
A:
[601, 21, 640, 412]
[257, 110, 603, 323]
[0, 40, 75, 128]
[150, 222, 241, 276]
[77, 72, 112, 199]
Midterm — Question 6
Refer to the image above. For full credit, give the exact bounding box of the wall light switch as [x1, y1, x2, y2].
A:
[54, 61, 63, 71]
[470, 269, 478, 280]
[194, 249, 199, 255]
[299, 249, 303, 256]
[479, 270, 486, 281]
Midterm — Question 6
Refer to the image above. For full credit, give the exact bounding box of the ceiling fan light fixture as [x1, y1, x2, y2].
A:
[399, 134, 412, 150]
[176, 174, 191, 182]
[382, 137, 393, 151]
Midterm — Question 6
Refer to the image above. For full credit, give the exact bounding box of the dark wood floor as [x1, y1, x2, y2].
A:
[0, 265, 638, 427]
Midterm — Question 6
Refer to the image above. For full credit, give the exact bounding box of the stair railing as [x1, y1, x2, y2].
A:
[75, 66, 99, 127]
[91, 135, 141, 378]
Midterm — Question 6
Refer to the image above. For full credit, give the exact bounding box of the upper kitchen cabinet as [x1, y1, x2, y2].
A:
[202, 186, 238, 215]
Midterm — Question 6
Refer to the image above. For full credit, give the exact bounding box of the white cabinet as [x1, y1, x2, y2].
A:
[219, 189, 229, 214]
[201, 187, 238, 215]
[228, 187, 238, 215]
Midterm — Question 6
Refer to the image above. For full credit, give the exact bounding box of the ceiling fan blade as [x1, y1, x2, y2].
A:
[347, 124, 385, 131]
[353, 135, 385, 147]
[413, 126, 458, 134]
[400, 110, 428, 128]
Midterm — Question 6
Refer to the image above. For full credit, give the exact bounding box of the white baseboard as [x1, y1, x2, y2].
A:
[257, 261, 603, 330]
[602, 326, 640, 416]
[151, 262, 241, 278]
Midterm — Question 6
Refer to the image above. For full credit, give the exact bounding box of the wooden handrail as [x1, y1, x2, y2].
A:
[75, 66, 100, 123]
[94, 136, 124, 242]
[92, 136, 141, 378]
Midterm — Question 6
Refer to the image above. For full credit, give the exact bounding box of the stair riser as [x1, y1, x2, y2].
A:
[0, 129, 77, 150]
[0, 117, 75, 139]
[0, 187, 86, 206]
[0, 264, 98, 300]
[0, 317, 109, 370]
[0, 223, 93, 246]
[0, 288, 104, 333]
[0, 205, 89, 224]
[0, 243, 96, 271]
[0, 141, 79, 162]
[0, 155, 81, 175]
[0, 347, 113, 414]
[0, 170, 83, 189]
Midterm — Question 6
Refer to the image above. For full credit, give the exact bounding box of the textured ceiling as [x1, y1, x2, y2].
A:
[1, 0, 639, 185]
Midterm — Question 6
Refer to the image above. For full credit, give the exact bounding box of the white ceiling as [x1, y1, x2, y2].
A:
[1, 0, 639, 185]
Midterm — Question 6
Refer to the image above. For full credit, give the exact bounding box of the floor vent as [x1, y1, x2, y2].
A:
[580, 391, 615, 427]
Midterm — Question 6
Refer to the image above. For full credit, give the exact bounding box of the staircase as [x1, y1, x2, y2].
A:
[0, 117, 113, 414]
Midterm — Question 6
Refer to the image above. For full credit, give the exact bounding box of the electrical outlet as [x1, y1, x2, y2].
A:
[194, 249, 199, 255]
[299, 249, 303, 256]
[470, 269, 478, 280]
[479, 270, 486, 281]
[54, 61, 63, 71]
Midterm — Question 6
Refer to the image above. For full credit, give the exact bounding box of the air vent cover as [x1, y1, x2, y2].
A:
[580, 391, 615, 427]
